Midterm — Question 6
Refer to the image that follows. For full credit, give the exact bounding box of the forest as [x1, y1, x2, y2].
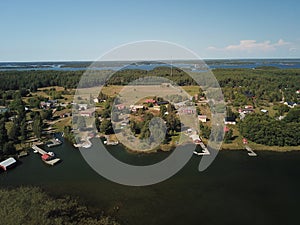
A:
[239, 108, 300, 146]
[0, 187, 119, 225]
[0, 67, 299, 103]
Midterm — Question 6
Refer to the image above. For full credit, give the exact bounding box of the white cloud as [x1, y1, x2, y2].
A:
[208, 39, 290, 53]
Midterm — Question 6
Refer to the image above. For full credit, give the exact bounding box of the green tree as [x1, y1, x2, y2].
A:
[3, 141, 16, 155]
[0, 118, 9, 145]
[160, 105, 167, 117]
[20, 119, 27, 142]
[224, 129, 233, 143]
[8, 121, 20, 143]
[100, 119, 113, 135]
[33, 115, 42, 139]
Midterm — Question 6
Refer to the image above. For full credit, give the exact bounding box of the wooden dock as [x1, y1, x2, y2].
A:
[245, 145, 257, 157]
[32, 145, 61, 165]
[32, 145, 47, 155]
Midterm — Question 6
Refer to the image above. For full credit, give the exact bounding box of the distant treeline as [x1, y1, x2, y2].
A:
[0, 67, 300, 102]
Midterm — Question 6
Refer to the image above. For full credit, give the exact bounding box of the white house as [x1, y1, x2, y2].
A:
[224, 117, 236, 125]
[198, 115, 207, 123]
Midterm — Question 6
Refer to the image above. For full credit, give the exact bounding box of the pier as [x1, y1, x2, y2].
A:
[245, 145, 257, 157]
[47, 138, 62, 148]
[104, 140, 119, 146]
[193, 140, 210, 156]
[32, 145, 61, 165]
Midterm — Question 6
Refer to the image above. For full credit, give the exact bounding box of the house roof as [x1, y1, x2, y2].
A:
[157, 101, 169, 105]
[0, 157, 16, 168]
[225, 117, 236, 122]
[224, 126, 230, 132]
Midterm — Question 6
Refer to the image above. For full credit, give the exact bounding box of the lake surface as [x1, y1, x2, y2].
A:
[1, 139, 300, 225]
[1, 59, 300, 71]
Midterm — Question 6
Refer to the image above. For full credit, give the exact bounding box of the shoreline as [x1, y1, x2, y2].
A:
[104, 139, 300, 154]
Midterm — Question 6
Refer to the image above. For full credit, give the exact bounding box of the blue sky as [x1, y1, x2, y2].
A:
[0, 0, 300, 61]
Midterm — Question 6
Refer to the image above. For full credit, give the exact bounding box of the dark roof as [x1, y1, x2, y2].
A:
[244, 91, 254, 98]
[157, 101, 169, 105]
[225, 117, 236, 122]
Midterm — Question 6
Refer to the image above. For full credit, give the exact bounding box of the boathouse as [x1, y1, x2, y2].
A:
[0, 157, 17, 171]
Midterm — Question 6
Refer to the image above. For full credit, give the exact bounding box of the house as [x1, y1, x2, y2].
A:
[78, 104, 88, 111]
[244, 91, 254, 98]
[179, 107, 196, 115]
[115, 104, 125, 110]
[157, 101, 169, 106]
[153, 106, 161, 111]
[0, 157, 17, 171]
[284, 102, 297, 108]
[40, 101, 52, 109]
[198, 115, 207, 123]
[80, 109, 95, 117]
[190, 134, 201, 144]
[224, 117, 236, 125]
[260, 109, 268, 113]
[238, 106, 254, 114]
[130, 105, 144, 112]
[40, 100, 58, 109]
[145, 99, 156, 104]
[243, 138, 248, 144]
[224, 126, 230, 132]
[0, 106, 9, 114]
[93, 98, 99, 103]
[296, 90, 300, 94]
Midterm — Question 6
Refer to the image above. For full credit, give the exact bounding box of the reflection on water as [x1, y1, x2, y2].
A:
[1, 138, 300, 225]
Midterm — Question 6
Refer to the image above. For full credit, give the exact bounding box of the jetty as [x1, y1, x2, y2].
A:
[74, 137, 92, 148]
[47, 138, 62, 148]
[104, 140, 119, 146]
[245, 145, 257, 157]
[189, 132, 210, 156]
[32, 145, 61, 165]
[193, 140, 210, 156]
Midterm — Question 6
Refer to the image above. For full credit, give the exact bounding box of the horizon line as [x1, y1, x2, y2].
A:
[1, 57, 300, 63]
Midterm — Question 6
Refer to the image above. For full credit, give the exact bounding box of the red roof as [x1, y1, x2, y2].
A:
[145, 99, 156, 103]
[224, 126, 230, 132]
[41, 154, 50, 161]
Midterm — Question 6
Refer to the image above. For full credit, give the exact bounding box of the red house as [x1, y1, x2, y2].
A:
[145, 99, 156, 104]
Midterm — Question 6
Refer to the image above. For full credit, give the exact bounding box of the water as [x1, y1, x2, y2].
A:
[1, 59, 300, 71]
[1, 139, 300, 225]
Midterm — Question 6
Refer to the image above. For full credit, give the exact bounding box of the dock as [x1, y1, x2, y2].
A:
[104, 140, 119, 146]
[32, 145, 61, 165]
[47, 138, 62, 148]
[245, 145, 257, 157]
[193, 141, 210, 156]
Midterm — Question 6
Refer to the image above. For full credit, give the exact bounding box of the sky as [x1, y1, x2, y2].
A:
[0, 0, 300, 61]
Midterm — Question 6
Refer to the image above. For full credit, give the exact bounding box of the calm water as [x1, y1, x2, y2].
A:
[1, 138, 300, 225]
